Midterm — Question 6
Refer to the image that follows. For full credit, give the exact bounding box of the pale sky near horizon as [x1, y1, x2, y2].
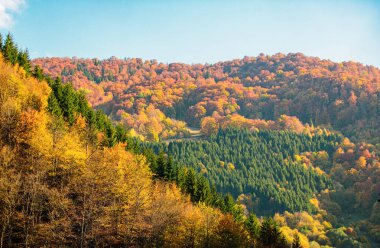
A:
[0, 0, 379, 67]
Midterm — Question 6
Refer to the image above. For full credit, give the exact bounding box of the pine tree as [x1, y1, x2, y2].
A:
[222, 194, 236, 214]
[155, 151, 166, 178]
[33, 65, 45, 81]
[164, 155, 174, 180]
[259, 218, 284, 247]
[194, 176, 210, 202]
[245, 213, 260, 239]
[184, 169, 197, 200]
[47, 94, 62, 117]
[3, 33, 18, 64]
[17, 48, 31, 75]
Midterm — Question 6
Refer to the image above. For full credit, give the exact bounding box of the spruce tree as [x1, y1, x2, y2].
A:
[165, 155, 174, 181]
[194, 176, 210, 202]
[33, 65, 45, 81]
[184, 169, 197, 200]
[47, 94, 62, 117]
[259, 218, 284, 247]
[17, 49, 31, 75]
[3, 33, 18, 64]
[156, 151, 166, 178]
[245, 213, 260, 240]
[222, 194, 236, 214]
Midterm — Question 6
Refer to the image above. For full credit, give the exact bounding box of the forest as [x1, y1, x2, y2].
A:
[146, 128, 341, 214]
[34, 54, 379, 144]
[0, 33, 379, 247]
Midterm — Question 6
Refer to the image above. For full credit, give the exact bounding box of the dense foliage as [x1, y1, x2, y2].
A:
[145, 128, 341, 214]
[0, 33, 304, 248]
[2, 34, 380, 247]
[34, 54, 379, 144]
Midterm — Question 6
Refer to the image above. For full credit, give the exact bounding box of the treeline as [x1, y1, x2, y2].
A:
[146, 128, 342, 215]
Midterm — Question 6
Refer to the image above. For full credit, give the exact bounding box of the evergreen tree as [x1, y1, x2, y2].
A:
[194, 176, 210, 202]
[184, 168, 197, 201]
[17, 48, 31, 75]
[259, 218, 286, 247]
[47, 94, 62, 117]
[155, 151, 166, 178]
[165, 155, 174, 180]
[33, 65, 45, 81]
[222, 194, 236, 214]
[3, 33, 18, 64]
[245, 213, 260, 240]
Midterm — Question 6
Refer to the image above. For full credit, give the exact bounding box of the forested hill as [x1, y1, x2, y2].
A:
[34, 54, 380, 144]
[1, 33, 301, 247]
[2, 33, 380, 247]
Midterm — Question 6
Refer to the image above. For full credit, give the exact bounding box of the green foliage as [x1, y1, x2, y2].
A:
[17, 49, 31, 75]
[259, 218, 288, 247]
[0, 33, 126, 148]
[2, 33, 18, 65]
[126, 140, 243, 218]
[146, 128, 341, 214]
[245, 213, 260, 239]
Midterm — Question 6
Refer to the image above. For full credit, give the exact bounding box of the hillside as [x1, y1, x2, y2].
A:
[0, 35, 281, 248]
[148, 128, 340, 214]
[34, 54, 380, 144]
[1, 33, 379, 247]
[146, 128, 380, 245]
[32, 53, 380, 246]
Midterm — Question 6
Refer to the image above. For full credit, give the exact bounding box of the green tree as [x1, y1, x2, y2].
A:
[32, 65, 44, 81]
[259, 218, 287, 247]
[17, 49, 31, 75]
[246, 213, 260, 240]
[2, 33, 18, 64]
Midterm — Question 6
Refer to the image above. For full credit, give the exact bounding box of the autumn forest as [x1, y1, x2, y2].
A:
[0, 28, 379, 248]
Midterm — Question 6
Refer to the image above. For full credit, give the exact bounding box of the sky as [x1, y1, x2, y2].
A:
[0, 0, 379, 67]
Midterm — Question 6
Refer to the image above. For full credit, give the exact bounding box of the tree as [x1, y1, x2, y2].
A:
[17, 49, 31, 75]
[212, 214, 245, 248]
[47, 94, 62, 117]
[2, 33, 18, 64]
[184, 168, 197, 201]
[165, 155, 174, 181]
[246, 213, 260, 240]
[155, 151, 166, 179]
[259, 218, 287, 247]
[32, 65, 44, 81]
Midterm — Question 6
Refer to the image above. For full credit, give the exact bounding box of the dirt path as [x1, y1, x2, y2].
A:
[164, 127, 203, 143]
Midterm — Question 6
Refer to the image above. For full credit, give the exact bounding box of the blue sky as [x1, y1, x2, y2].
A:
[1, 0, 379, 67]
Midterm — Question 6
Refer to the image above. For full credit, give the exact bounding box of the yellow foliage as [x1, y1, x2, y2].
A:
[310, 197, 320, 209]
[314, 167, 325, 175]
[280, 226, 310, 248]
[227, 162, 235, 170]
[355, 156, 367, 169]
[322, 221, 332, 229]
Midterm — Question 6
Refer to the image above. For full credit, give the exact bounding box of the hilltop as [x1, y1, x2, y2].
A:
[34, 54, 380, 144]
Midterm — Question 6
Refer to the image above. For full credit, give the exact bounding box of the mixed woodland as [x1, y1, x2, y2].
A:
[0, 33, 379, 247]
